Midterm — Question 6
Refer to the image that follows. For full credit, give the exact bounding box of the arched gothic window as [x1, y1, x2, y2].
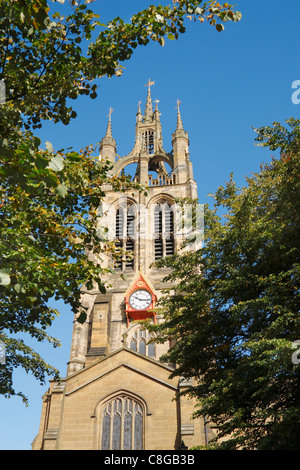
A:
[115, 205, 135, 271]
[129, 328, 155, 358]
[101, 395, 144, 450]
[154, 202, 174, 260]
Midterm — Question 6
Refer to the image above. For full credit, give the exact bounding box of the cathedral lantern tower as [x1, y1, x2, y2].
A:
[32, 81, 211, 451]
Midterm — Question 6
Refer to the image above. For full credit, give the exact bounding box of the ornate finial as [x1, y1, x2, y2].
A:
[176, 99, 183, 130]
[105, 107, 113, 137]
[153, 98, 161, 124]
[136, 101, 143, 122]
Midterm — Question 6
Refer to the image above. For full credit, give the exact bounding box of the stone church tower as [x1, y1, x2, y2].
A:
[32, 81, 211, 450]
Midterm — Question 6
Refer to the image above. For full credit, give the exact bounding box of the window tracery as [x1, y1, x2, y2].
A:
[101, 395, 144, 450]
[129, 328, 155, 358]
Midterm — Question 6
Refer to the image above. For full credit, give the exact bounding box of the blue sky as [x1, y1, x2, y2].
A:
[1, 0, 300, 450]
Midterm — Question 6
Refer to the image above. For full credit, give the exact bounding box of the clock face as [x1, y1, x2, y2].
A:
[129, 289, 152, 310]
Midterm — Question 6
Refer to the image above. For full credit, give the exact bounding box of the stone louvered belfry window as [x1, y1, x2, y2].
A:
[101, 395, 144, 450]
[142, 129, 154, 154]
[154, 202, 174, 260]
[115, 205, 135, 270]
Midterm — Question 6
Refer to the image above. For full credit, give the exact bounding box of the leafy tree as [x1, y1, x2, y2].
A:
[0, 0, 242, 134]
[151, 118, 300, 449]
[0, 0, 241, 402]
[0, 133, 139, 402]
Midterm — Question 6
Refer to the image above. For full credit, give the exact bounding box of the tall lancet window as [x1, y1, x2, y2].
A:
[154, 202, 175, 260]
[115, 204, 135, 271]
[101, 395, 144, 450]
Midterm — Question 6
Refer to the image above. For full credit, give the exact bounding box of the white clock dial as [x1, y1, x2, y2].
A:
[129, 289, 152, 310]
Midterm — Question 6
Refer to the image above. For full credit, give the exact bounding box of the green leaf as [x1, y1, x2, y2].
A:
[77, 311, 87, 324]
[45, 172, 59, 188]
[0, 270, 11, 286]
[68, 152, 82, 162]
[233, 12, 242, 22]
[14, 283, 26, 294]
[99, 284, 106, 294]
[26, 182, 41, 188]
[36, 154, 49, 170]
[55, 184, 68, 198]
[167, 33, 175, 40]
[45, 141, 53, 153]
[47, 154, 64, 172]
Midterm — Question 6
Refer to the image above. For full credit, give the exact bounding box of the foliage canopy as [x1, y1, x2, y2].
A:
[151, 118, 300, 449]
